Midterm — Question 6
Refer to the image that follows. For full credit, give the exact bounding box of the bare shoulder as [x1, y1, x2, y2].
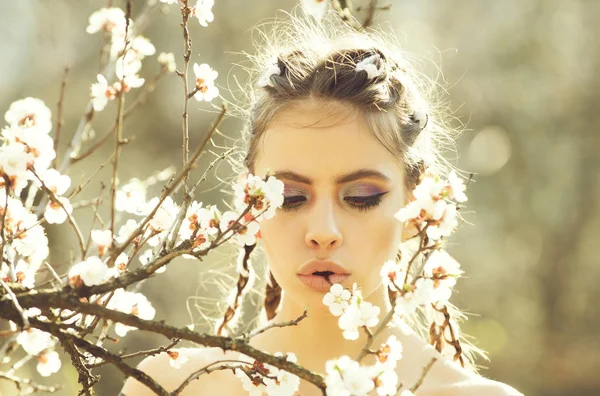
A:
[391, 323, 523, 396]
[120, 346, 243, 395]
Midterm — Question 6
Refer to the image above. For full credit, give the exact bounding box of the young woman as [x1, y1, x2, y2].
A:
[122, 9, 524, 396]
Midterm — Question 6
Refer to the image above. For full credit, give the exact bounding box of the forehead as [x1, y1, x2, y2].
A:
[254, 100, 404, 184]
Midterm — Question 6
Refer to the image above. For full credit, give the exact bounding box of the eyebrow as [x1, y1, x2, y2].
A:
[271, 169, 391, 185]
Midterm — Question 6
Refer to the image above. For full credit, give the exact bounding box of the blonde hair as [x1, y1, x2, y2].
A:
[219, 8, 488, 372]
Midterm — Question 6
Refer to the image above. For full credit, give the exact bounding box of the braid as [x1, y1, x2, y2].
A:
[216, 243, 256, 336]
[263, 270, 282, 321]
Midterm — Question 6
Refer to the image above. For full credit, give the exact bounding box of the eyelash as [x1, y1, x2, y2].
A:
[280, 192, 388, 213]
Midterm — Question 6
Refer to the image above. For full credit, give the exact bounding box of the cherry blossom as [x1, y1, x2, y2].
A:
[36, 169, 71, 196]
[158, 52, 177, 73]
[233, 173, 284, 220]
[2, 124, 56, 172]
[105, 288, 156, 337]
[86, 7, 126, 35]
[4, 97, 53, 134]
[91, 229, 113, 255]
[338, 301, 380, 340]
[192, 63, 219, 102]
[447, 170, 468, 202]
[167, 350, 190, 369]
[0, 142, 33, 179]
[130, 36, 156, 59]
[44, 196, 73, 224]
[115, 52, 145, 91]
[116, 219, 142, 244]
[323, 283, 352, 316]
[379, 259, 407, 292]
[115, 177, 147, 214]
[37, 350, 61, 377]
[191, 0, 215, 27]
[68, 256, 114, 287]
[198, 204, 222, 236]
[325, 355, 375, 396]
[16, 328, 54, 356]
[144, 196, 179, 234]
[90, 74, 117, 112]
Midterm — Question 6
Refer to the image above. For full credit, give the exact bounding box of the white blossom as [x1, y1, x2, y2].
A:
[355, 54, 384, 80]
[167, 350, 190, 369]
[86, 7, 126, 35]
[91, 229, 113, 255]
[338, 301, 380, 340]
[37, 169, 71, 196]
[105, 288, 156, 336]
[115, 52, 145, 90]
[192, 0, 215, 27]
[131, 36, 156, 59]
[144, 196, 178, 232]
[68, 256, 114, 287]
[325, 355, 375, 396]
[323, 283, 351, 316]
[4, 97, 52, 134]
[374, 368, 399, 396]
[44, 196, 73, 224]
[116, 177, 147, 214]
[159, 0, 179, 4]
[447, 170, 468, 202]
[37, 350, 61, 377]
[192, 63, 219, 102]
[197, 204, 222, 236]
[157, 52, 177, 73]
[0, 143, 33, 179]
[90, 74, 116, 112]
[233, 173, 284, 220]
[2, 125, 56, 172]
[16, 328, 54, 356]
[257, 56, 281, 88]
[116, 219, 141, 243]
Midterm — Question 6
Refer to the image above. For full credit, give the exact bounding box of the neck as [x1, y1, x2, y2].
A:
[251, 284, 394, 371]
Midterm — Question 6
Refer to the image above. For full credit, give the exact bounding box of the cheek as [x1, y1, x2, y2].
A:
[362, 213, 403, 265]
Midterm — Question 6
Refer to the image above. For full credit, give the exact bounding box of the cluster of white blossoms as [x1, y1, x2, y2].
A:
[323, 283, 381, 341]
[324, 335, 404, 396]
[87, 7, 158, 111]
[394, 170, 467, 242]
[1, 98, 57, 292]
[234, 352, 301, 396]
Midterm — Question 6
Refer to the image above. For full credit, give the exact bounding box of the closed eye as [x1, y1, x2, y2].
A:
[280, 192, 388, 213]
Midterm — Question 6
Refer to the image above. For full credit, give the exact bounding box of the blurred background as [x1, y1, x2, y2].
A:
[1, 0, 599, 395]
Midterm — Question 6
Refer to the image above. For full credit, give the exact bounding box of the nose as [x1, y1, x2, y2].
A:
[304, 198, 343, 250]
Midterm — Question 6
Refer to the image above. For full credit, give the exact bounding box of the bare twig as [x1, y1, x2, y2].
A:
[53, 64, 71, 169]
[0, 371, 62, 393]
[244, 308, 309, 340]
[409, 357, 437, 392]
[87, 338, 181, 368]
[109, 0, 133, 250]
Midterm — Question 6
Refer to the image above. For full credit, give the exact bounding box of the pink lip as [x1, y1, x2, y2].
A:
[297, 259, 351, 292]
[297, 274, 350, 292]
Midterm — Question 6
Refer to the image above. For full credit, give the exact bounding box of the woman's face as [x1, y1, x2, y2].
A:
[253, 100, 407, 312]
